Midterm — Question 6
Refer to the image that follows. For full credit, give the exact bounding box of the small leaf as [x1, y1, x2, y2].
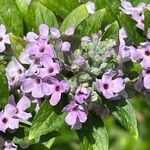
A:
[27, 1, 59, 32]
[105, 99, 138, 139]
[77, 113, 108, 150]
[60, 4, 89, 32]
[10, 34, 26, 59]
[119, 13, 145, 45]
[0, 64, 9, 108]
[101, 21, 119, 40]
[76, 9, 105, 36]
[29, 100, 65, 140]
[144, 8, 150, 35]
[39, 0, 80, 18]
[0, 0, 23, 36]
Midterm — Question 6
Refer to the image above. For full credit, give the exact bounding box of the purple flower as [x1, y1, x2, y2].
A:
[141, 69, 150, 90]
[25, 24, 49, 43]
[75, 56, 85, 66]
[96, 71, 125, 99]
[0, 138, 17, 150]
[43, 78, 69, 106]
[81, 36, 91, 42]
[86, 1, 96, 14]
[38, 55, 60, 78]
[63, 101, 87, 129]
[8, 95, 32, 121]
[137, 42, 150, 69]
[60, 41, 71, 52]
[65, 27, 74, 36]
[0, 104, 19, 132]
[6, 57, 25, 87]
[50, 27, 60, 39]
[147, 28, 150, 39]
[75, 86, 91, 104]
[21, 77, 50, 98]
[0, 24, 10, 53]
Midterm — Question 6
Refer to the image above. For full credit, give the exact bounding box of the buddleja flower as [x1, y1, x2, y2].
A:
[25, 24, 49, 43]
[8, 95, 32, 121]
[86, 1, 96, 14]
[96, 71, 125, 99]
[50, 27, 60, 39]
[6, 57, 25, 87]
[63, 101, 87, 129]
[75, 86, 91, 104]
[0, 24, 10, 53]
[0, 137, 17, 150]
[0, 104, 19, 132]
[43, 78, 69, 106]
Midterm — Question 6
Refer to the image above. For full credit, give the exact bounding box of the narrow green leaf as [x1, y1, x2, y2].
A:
[29, 100, 65, 140]
[77, 113, 108, 150]
[144, 8, 150, 35]
[105, 99, 138, 139]
[27, 1, 59, 32]
[39, 0, 79, 18]
[101, 21, 119, 40]
[120, 13, 145, 45]
[0, 0, 23, 36]
[76, 9, 105, 36]
[0, 64, 9, 108]
[60, 4, 89, 32]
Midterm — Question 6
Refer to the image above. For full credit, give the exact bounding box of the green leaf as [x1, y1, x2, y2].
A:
[77, 113, 108, 150]
[60, 4, 89, 32]
[105, 99, 138, 139]
[0, 64, 9, 108]
[0, 0, 23, 36]
[39, 0, 79, 18]
[27, 1, 59, 32]
[101, 21, 119, 40]
[10, 34, 26, 59]
[29, 100, 65, 140]
[144, 8, 150, 35]
[76, 9, 105, 36]
[120, 13, 145, 45]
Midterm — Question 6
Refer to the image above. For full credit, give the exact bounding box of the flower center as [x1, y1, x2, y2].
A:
[2, 117, 8, 124]
[146, 70, 150, 74]
[48, 67, 54, 73]
[55, 85, 60, 91]
[0, 36, 3, 42]
[17, 69, 22, 74]
[103, 83, 109, 89]
[35, 78, 41, 84]
[145, 50, 150, 56]
[39, 47, 45, 53]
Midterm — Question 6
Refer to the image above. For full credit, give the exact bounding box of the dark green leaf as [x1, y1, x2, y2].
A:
[77, 113, 108, 150]
[60, 4, 90, 32]
[76, 9, 105, 36]
[144, 8, 150, 35]
[0, 64, 9, 108]
[39, 0, 80, 18]
[105, 99, 138, 139]
[0, 0, 23, 36]
[27, 1, 59, 32]
[101, 21, 119, 40]
[29, 100, 65, 140]
[120, 13, 145, 45]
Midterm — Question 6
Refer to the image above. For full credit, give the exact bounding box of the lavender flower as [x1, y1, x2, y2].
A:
[96, 71, 125, 99]
[25, 24, 49, 43]
[75, 56, 85, 66]
[0, 24, 10, 53]
[50, 27, 60, 39]
[0, 137, 17, 150]
[60, 41, 71, 52]
[75, 86, 91, 104]
[63, 101, 87, 129]
[6, 57, 25, 87]
[86, 1, 96, 14]
[43, 78, 69, 106]
[65, 27, 75, 36]
[38, 55, 60, 78]
[8, 95, 32, 121]
[0, 104, 19, 132]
